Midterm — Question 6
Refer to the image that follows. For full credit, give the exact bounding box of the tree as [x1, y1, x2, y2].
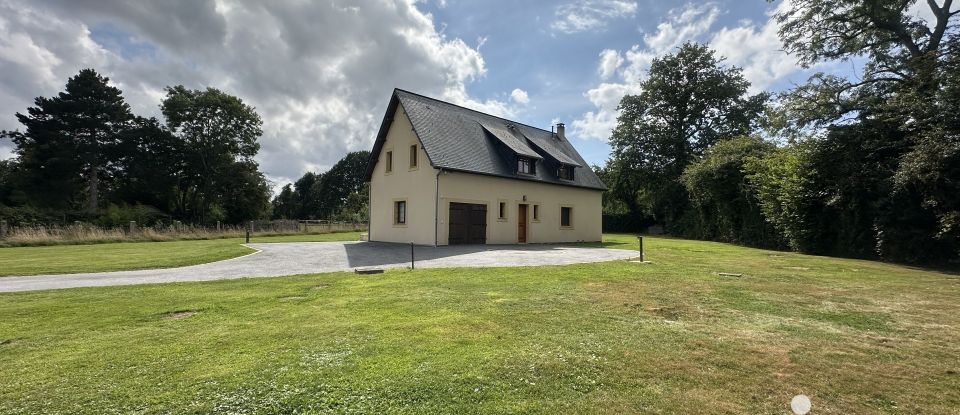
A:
[216, 161, 271, 223]
[609, 43, 768, 230]
[771, 0, 959, 263]
[272, 184, 298, 219]
[335, 186, 369, 223]
[681, 136, 783, 248]
[592, 163, 629, 215]
[271, 151, 372, 220]
[744, 141, 821, 253]
[3, 69, 134, 212]
[310, 151, 370, 218]
[891, 40, 960, 259]
[293, 172, 320, 218]
[0, 159, 17, 206]
[161, 86, 265, 223]
[112, 116, 182, 212]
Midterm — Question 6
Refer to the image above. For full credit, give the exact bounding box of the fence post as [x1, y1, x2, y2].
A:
[216, 220, 221, 232]
[0, 219, 7, 238]
[246, 221, 251, 244]
[129, 221, 136, 234]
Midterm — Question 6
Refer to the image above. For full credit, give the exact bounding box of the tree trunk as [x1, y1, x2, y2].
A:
[88, 164, 99, 213]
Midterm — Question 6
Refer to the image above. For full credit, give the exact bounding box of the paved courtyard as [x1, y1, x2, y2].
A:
[0, 241, 638, 292]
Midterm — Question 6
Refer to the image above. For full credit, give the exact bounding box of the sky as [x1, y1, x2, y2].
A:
[1, 0, 929, 191]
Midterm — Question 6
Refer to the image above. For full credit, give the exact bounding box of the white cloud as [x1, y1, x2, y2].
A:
[0, 3, 117, 158]
[709, 0, 800, 92]
[572, 3, 719, 140]
[597, 49, 622, 79]
[642, 3, 720, 52]
[572, 2, 803, 140]
[0, 0, 514, 185]
[510, 88, 529, 104]
[907, 0, 959, 30]
[551, 0, 638, 34]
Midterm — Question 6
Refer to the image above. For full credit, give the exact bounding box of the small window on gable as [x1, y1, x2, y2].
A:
[518, 157, 535, 175]
[395, 200, 406, 224]
[410, 144, 418, 168]
[559, 165, 575, 181]
[385, 151, 393, 173]
[499, 202, 506, 219]
[560, 206, 572, 227]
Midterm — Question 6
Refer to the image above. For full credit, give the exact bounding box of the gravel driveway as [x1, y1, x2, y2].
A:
[0, 241, 638, 292]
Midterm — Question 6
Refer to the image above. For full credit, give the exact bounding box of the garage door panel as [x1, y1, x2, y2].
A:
[449, 202, 486, 245]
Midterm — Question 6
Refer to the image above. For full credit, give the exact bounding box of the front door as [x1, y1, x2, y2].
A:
[518, 204, 527, 243]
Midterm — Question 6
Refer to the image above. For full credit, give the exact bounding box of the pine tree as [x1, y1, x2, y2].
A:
[6, 69, 133, 212]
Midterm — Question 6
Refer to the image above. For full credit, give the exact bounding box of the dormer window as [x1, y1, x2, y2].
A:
[558, 165, 574, 181]
[517, 157, 535, 175]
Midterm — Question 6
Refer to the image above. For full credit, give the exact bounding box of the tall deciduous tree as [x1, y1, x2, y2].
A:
[3, 69, 133, 212]
[161, 86, 266, 223]
[293, 172, 320, 218]
[310, 151, 370, 218]
[771, 0, 959, 262]
[609, 43, 768, 230]
[272, 184, 298, 219]
[113, 116, 182, 212]
[271, 151, 371, 220]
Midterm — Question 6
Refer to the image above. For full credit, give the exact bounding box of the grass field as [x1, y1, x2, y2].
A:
[1, 235, 958, 413]
[0, 231, 362, 276]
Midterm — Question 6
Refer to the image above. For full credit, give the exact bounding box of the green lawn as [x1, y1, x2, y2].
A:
[0, 231, 362, 276]
[1, 235, 958, 413]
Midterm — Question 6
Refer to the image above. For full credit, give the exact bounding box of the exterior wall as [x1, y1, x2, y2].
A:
[368, 105, 439, 244]
[369, 105, 604, 246]
[437, 171, 602, 245]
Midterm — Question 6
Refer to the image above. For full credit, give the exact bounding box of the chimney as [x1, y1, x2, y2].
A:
[555, 122, 565, 140]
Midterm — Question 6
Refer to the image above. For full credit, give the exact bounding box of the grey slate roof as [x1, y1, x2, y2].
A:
[477, 121, 542, 160]
[365, 89, 607, 191]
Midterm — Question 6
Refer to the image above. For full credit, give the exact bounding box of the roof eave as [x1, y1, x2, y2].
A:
[437, 166, 607, 191]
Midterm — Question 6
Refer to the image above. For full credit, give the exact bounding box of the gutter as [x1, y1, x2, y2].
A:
[367, 181, 372, 241]
[434, 168, 443, 246]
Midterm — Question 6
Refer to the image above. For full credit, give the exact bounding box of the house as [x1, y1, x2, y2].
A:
[364, 89, 606, 245]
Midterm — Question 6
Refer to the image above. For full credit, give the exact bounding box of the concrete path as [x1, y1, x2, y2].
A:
[0, 241, 638, 292]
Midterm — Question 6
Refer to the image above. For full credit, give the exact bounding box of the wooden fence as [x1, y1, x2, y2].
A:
[0, 219, 367, 246]
[248, 220, 366, 234]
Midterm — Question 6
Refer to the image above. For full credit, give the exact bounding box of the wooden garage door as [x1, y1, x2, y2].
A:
[448, 202, 487, 245]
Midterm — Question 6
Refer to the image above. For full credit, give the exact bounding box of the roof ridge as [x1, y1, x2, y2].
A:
[393, 88, 559, 136]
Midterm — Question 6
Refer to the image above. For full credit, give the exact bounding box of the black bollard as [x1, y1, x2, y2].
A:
[246, 229, 250, 244]
[638, 235, 644, 262]
[410, 242, 415, 270]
